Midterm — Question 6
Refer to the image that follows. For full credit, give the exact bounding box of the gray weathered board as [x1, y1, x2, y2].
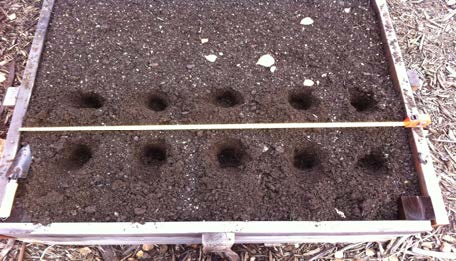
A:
[0, 0, 448, 244]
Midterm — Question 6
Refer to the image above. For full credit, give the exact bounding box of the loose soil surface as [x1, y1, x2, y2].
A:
[10, 0, 421, 223]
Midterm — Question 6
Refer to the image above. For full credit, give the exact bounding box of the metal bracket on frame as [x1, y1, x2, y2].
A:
[202, 233, 240, 261]
[2, 87, 19, 107]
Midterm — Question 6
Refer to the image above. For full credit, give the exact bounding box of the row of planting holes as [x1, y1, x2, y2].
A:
[65, 143, 387, 175]
[74, 88, 378, 112]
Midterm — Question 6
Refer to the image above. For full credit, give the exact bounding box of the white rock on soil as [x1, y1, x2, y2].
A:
[300, 17, 314, 25]
[335, 208, 346, 218]
[270, 65, 277, 73]
[204, 54, 217, 62]
[303, 79, 315, 86]
[201, 38, 209, 44]
[0, 73, 6, 83]
[276, 145, 285, 153]
[344, 8, 351, 13]
[256, 54, 275, 67]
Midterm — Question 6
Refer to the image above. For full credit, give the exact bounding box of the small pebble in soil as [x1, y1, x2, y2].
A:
[300, 17, 314, 25]
[200, 38, 208, 44]
[204, 54, 217, 62]
[270, 65, 277, 73]
[186, 64, 195, 70]
[303, 79, 315, 86]
[85, 206, 96, 213]
[275, 145, 285, 153]
[344, 8, 351, 13]
[256, 54, 275, 67]
[134, 207, 147, 215]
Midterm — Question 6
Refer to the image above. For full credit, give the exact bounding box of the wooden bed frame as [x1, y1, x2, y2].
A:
[0, 0, 448, 248]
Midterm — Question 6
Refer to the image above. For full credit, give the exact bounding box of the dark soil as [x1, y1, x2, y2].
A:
[9, 0, 420, 223]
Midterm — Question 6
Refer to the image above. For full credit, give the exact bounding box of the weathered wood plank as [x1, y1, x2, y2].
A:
[0, 0, 55, 211]
[1, 221, 431, 244]
[372, 0, 449, 226]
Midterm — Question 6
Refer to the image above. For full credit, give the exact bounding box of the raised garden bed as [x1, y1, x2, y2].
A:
[0, 0, 448, 246]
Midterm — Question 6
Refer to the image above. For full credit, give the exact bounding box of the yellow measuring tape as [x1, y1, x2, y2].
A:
[19, 114, 430, 132]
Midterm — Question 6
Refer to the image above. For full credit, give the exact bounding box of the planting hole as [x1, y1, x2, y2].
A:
[146, 94, 168, 111]
[64, 144, 92, 169]
[289, 90, 317, 110]
[358, 151, 387, 175]
[350, 89, 377, 112]
[217, 142, 246, 168]
[293, 147, 320, 170]
[73, 92, 105, 109]
[141, 144, 167, 166]
[213, 89, 243, 108]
